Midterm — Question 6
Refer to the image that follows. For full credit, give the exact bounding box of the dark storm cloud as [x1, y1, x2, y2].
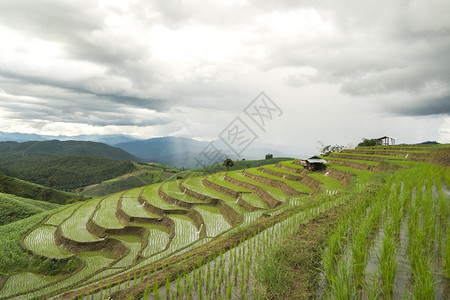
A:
[392, 95, 450, 117]
[259, 0, 450, 100]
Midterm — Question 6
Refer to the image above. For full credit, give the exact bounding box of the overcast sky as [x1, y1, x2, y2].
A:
[0, 0, 449, 156]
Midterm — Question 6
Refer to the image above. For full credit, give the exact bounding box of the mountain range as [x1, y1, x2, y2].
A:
[0, 131, 290, 168]
[0, 131, 138, 145]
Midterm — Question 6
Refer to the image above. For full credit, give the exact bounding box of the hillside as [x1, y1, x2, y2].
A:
[80, 163, 181, 197]
[0, 156, 137, 191]
[0, 144, 448, 299]
[0, 174, 80, 204]
[0, 193, 61, 225]
[0, 140, 139, 162]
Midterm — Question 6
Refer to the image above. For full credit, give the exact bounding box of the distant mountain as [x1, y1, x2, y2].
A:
[0, 131, 47, 142]
[0, 131, 140, 145]
[0, 140, 139, 162]
[114, 136, 291, 168]
[114, 137, 207, 168]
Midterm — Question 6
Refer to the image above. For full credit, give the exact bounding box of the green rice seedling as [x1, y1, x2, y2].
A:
[227, 281, 232, 300]
[363, 273, 380, 300]
[412, 254, 435, 299]
[154, 282, 160, 300]
[176, 275, 181, 298]
[144, 286, 150, 299]
[351, 222, 370, 286]
[326, 258, 356, 300]
[444, 232, 450, 278]
[377, 220, 397, 298]
[165, 276, 170, 300]
[23, 225, 73, 259]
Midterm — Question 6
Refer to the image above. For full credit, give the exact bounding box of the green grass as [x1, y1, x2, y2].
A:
[92, 193, 125, 229]
[24, 225, 73, 259]
[0, 192, 61, 225]
[61, 198, 103, 242]
[0, 174, 80, 205]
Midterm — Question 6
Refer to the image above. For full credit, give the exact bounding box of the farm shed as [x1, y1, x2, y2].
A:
[377, 136, 397, 146]
[305, 156, 327, 171]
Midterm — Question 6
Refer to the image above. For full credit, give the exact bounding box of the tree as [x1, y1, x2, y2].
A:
[265, 153, 273, 159]
[223, 158, 234, 171]
[45, 175, 57, 188]
[320, 144, 344, 156]
[358, 138, 377, 147]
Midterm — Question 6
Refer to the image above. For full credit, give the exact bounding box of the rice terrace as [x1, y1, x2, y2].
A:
[0, 144, 449, 299]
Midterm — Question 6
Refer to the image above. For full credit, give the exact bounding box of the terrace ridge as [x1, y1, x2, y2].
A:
[242, 169, 304, 196]
[224, 173, 282, 209]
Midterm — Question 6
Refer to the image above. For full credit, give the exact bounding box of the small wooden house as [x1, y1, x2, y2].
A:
[305, 156, 327, 171]
[376, 136, 397, 146]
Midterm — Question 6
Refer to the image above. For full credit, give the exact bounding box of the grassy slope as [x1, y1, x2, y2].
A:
[0, 174, 80, 204]
[0, 193, 61, 225]
[81, 163, 180, 197]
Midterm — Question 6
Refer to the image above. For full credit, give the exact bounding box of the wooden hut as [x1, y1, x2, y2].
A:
[376, 136, 397, 146]
[305, 156, 327, 171]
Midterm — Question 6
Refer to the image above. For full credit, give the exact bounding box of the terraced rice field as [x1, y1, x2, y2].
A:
[195, 205, 231, 237]
[92, 193, 125, 229]
[1, 147, 448, 300]
[23, 225, 72, 259]
[121, 188, 160, 219]
[60, 198, 103, 242]
[141, 184, 182, 211]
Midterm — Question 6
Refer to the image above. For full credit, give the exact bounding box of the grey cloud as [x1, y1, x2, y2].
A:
[259, 0, 450, 98]
[391, 95, 450, 116]
[0, 0, 103, 39]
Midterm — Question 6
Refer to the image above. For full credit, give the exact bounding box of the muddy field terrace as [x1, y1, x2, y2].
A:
[0, 144, 449, 299]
